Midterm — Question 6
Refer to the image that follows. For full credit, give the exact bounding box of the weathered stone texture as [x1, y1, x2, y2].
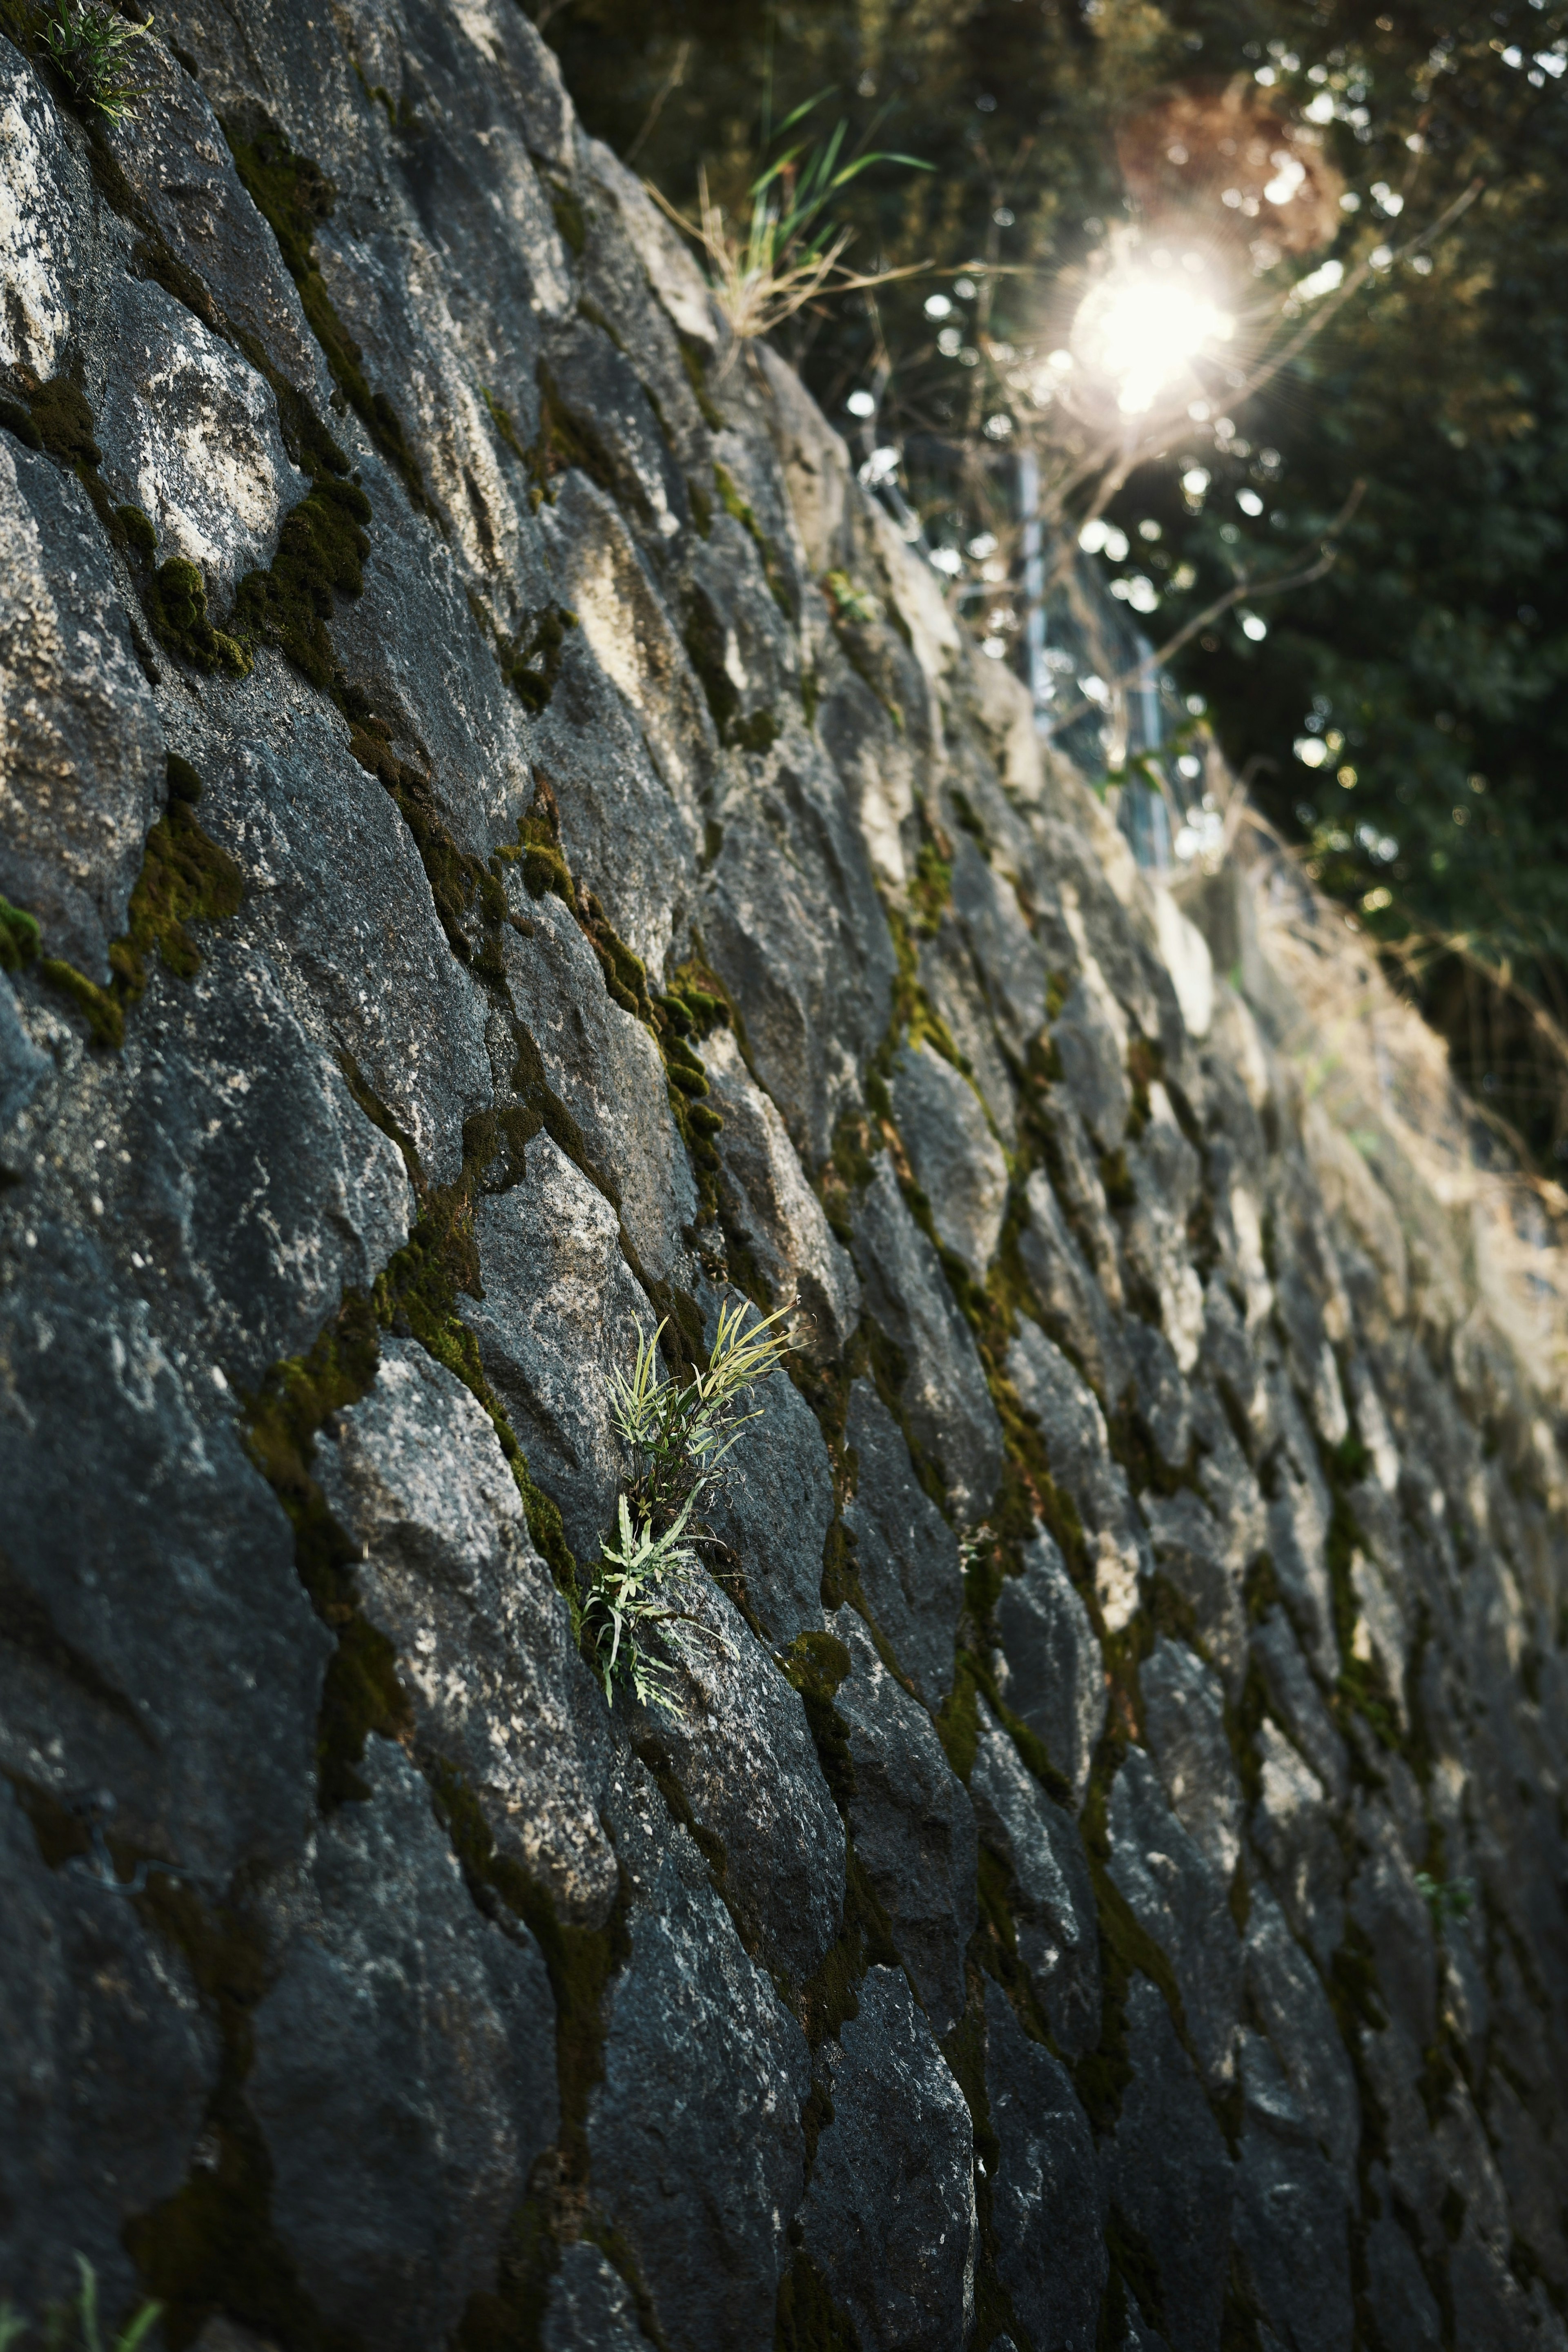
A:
[2, 5, 1566, 2341]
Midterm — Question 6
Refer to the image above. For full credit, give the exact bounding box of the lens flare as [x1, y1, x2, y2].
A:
[1073, 269, 1234, 415]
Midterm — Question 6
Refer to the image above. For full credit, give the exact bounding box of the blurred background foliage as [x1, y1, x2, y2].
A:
[529, 0, 1568, 1167]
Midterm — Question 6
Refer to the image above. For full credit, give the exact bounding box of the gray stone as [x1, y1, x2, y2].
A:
[542, 2242, 644, 2350]
[314, 1336, 619, 1927]
[835, 1613, 978, 2036]
[1232, 2031, 1354, 2352]
[1108, 1746, 1241, 2091]
[0, 437, 165, 979]
[704, 744, 898, 1166]
[502, 892, 697, 1281]
[0, 1232, 333, 1886]
[1142, 1487, 1250, 1701]
[590, 1828, 810, 2352]
[1363, 2212, 1443, 2352]
[918, 915, 1020, 1149]
[1348, 1812, 1437, 2050]
[1101, 1976, 1235, 2352]
[1017, 1167, 1130, 1400]
[703, 1026, 860, 1359]
[889, 1039, 1009, 1279]
[1039, 1096, 1127, 1310]
[1251, 1610, 1349, 1807]
[994, 1528, 1106, 1809]
[969, 1707, 1101, 2059]
[800, 1967, 977, 2351]
[99, 38, 328, 400]
[1123, 1317, 1193, 1474]
[198, 688, 495, 1188]
[1250, 1722, 1345, 1967]
[1242, 1885, 1360, 2177]
[95, 278, 305, 600]
[626, 1574, 846, 1986]
[984, 1978, 1105, 2352]
[950, 837, 1050, 1062]
[706, 1360, 835, 1648]
[459, 1134, 656, 1562]
[851, 1154, 1004, 1521]
[1263, 1381, 1338, 1682]
[1052, 978, 1131, 1149]
[1120, 1103, 1206, 1373]
[841, 1378, 963, 1704]
[0, 969, 49, 1147]
[1008, 1321, 1152, 1639]
[0, 1780, 216, 2310]
[249, 1741, 558, 2352]
[1140, 1637, 1243, 1884]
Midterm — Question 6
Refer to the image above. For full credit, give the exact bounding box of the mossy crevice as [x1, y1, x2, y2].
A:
[347, 710, 508, 986]
[434, 1759, 644, 2352]
[233, 474, 372, 691]
[31, 754, 244, 1051]
[713, 460, 793, 617]
[501, 602, 579, 714]
[224, 114, 433, 516]
[121, 1868, 357, 2352]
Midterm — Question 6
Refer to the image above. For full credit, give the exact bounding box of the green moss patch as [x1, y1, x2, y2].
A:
[501, 602, 579, 714]
[31, 755, 244, 1050]
[146, 555, 252, 677]
[233, 475, 371, 691]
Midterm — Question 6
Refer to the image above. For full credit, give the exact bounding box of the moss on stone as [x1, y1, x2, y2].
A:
[773, 2249, 862, 2351]
[144, 555, 252, 676]
[347, 712, 507, 985]
[225, 116, 433, 515]
[501, 603, 579, 715]
[35, 755, 244, 1051]
[0, 896, 40, 973]
[232, 476, 372, 691]
[713, 461, 793, 617]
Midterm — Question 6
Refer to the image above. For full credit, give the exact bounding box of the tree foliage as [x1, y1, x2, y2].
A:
[536, 0, 1568, 1158]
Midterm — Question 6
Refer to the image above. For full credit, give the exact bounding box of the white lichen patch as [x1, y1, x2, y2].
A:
[0, 52, 78, 379]
[95, 282, 306, 600]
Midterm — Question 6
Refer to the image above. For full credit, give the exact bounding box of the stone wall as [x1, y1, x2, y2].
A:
[2, 5, 1567, 2347]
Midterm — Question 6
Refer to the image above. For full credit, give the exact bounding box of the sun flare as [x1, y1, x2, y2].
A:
[1073, 266, 1234, 415]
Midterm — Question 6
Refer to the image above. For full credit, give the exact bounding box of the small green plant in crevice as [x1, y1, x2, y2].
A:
[1415, 1869, 1475, 1929]
[577, 1301, 792, 1709]
[41, 1, 152, 123]
[0, 2255, 160, 2352]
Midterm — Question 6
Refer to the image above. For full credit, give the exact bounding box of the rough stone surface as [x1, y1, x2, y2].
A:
[835, 1613, 978, 2036]
[459, 1134, 654, 1562]
[984, 1978, 1105, 2352]
[248, 1742, 558, 2352]
[542, 2243, 644, 2349]
[994, 1528, 1107, 1808]
[851, 1154, 1004, 1522]
[3, 6, 1566, 2336]
[889, 1038, 1009, 1279]
[970, 1706, 1102, 2060]
[314, 1336, 619, 1925]
[841, 1376, 964, 1702]
[800, 1967, 977, 2350]
[1101, 1977, 1236, 2352]
[590, 1817, 810, 2352]
[1109, 1746, 1241, 2092]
